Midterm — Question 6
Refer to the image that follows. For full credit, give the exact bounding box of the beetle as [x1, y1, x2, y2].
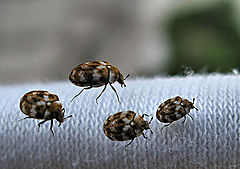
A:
[103, 111, 153, 148]
[69, 61, 129, 104]
[19, 90, 72, 135]
[156, 96, 198, 129]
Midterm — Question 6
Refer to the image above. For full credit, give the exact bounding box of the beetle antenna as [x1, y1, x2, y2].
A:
[142, 114, 153, 124]
[62, 108, 72, 119]
[18, 116, 33, 122]
[58, 115, 72, 127]
[124, 74, 130, 80]
[149, 128, 153, 134]
[192, 98, 198, 111]
[149, 117, 153, 124]
[64, 115, 72, 120]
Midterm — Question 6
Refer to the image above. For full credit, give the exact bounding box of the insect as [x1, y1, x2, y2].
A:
[103, 111, 153, 148]
[69, 61, 129, 104]
[156, 96, 198, 129]
[19, 90, 72, 135]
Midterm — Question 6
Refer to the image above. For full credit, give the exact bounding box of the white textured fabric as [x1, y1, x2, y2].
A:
[0, 75, 239, 169]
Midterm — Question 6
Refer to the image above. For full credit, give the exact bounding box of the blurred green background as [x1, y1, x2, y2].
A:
[0, 0, 239, 84]
[167, 1, 240, 75]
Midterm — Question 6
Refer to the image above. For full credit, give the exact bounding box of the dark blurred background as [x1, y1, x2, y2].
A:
[0, 0, 240, 84]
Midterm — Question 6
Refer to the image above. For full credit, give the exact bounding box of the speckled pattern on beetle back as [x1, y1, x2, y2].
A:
[20, 90, 61, 119]
[156, 96, 198, 124]
[103, 111, 151, 142]
[20, 90, 72, 135]
[69, 61, 123, 87]
[69, 61, 127, 103]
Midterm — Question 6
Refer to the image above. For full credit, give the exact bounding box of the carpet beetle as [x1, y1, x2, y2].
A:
[103, 111, 153, 148]
[156, 96, 198, 129]
[69, 61, 129, 104]
[19, 90, 72, 135]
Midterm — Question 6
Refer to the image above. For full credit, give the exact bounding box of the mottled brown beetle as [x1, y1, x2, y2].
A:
[19, 90, 72, 135]
[156, 96, 198, 129]
[69, 61, 129, 104]
[103, 111, 153, 148]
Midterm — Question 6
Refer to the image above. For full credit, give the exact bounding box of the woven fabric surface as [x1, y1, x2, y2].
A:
[0, 74, 239, 169]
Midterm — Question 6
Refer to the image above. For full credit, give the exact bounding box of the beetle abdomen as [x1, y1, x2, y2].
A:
[20, 90, 59, 119]
[69, 61, 120, 87]
[103, 111, 145, 141]
[156, 96, 195, 124]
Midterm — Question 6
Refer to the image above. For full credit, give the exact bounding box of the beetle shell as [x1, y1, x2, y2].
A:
[156, 96, 197, 123]
[69, 61, 127, 103]
[20, 90, 62, 120]
[103, 111, 150, 141]
[19, 90, 72, 135]
[69, 61, 123, 87]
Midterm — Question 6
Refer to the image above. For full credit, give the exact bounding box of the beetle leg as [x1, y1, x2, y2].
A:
[18, 116, 33, 122]
[124, 74, 130, 80]
[50, 120, 54, 136]
[161, 123, 171, 132]
[106, 65, 121, 103]
[38, 120, 48, 132]
[109, 83, 121, 104]
[149, 128, 153, 134]
[142, 114, 153, 124]
[182, 116, 187, 126]
[148, 117, 153, 125]
[96, 84, 107, 104]
[125, 139, 134, 149]
[188, 114, 194, 121]
[70, 86, 92, 103]
[142, 133, 148, 139]
[142, 114, 150, 118]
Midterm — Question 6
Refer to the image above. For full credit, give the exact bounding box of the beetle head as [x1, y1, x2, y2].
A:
[47, 101, 72, 126]
[143, 117, 153, 134]
[188, 98, 198, 111]
[56, 108, 72, 127]
[117, 73, 129, 87]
